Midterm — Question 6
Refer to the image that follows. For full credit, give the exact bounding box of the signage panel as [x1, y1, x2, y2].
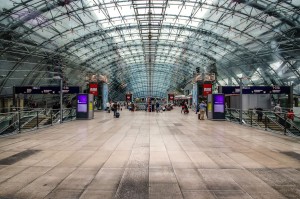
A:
[89, 83, 98, 96]
[14, 86, 80, 94]
[220, 86, 291, 95]
[78, 94, 88, 104]
[168, 94, 174, 101]
[203, 84, 212, 96]
[126, 94, 132, 102]
[213, 94, 225, 113]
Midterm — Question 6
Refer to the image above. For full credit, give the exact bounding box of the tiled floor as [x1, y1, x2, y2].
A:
[0, 108, 300, 199]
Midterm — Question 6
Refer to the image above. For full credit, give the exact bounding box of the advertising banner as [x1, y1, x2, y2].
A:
[213, 94, 225, 113]
[89, 83, 98, 96]
[168, 94, 174, 102]
[203, 84, 212, 96]
[126, 94, 132, 102]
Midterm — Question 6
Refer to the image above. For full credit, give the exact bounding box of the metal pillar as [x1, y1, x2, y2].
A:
[239, 78, 243, 124]
[60, 78, 63, 124]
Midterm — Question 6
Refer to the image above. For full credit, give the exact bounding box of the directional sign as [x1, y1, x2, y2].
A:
[219, 86, 291, 95]
[14, 86, 80, 94]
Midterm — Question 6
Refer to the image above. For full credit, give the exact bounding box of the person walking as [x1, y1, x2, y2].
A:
[199, 101, 206, 120]
[273, 103, 282, 120]
[287, 109, 295, 129]
[112, 102, 118, 117]
[156, 101, 160, 113]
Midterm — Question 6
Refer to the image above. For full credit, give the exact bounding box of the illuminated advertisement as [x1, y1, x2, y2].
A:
[89, 83, 98, 96]
[77, 94, 88, 112]
[126, 94, 132, 102]
[203, 84, 212, 96]
[213, 94, 225, 113]
[168, 94, 174, 101]
[78, 94, 88, 104]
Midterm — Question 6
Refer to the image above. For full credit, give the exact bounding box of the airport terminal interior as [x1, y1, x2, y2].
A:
[0, 0, 300, 198]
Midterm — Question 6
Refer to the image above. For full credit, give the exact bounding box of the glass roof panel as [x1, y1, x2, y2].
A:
[0, 0, 299, 97]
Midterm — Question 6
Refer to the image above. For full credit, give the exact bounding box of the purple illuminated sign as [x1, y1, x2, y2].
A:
[214, 94, 224, 113]
[78, 94, 88, 104]
[214, 94, 224, 104]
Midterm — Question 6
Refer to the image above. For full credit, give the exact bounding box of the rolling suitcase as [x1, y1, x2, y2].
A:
[115, 112, 120, 118]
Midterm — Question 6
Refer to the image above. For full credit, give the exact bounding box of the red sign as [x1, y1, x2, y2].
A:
[203, 84, 212, 96]
[126, 94, 132, 102]
[168, 94, 174, 101]
[89, 83, 98, 96]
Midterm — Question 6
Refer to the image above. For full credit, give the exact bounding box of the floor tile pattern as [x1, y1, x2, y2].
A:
[0, 108, 299, 199]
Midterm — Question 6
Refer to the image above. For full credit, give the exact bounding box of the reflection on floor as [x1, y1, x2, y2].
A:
[0, 108, 299, 199]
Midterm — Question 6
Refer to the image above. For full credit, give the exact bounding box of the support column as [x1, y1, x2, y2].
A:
[102, 83, 108, 110]
[239, 78, 243, 124]
[60, 78, 63, 124]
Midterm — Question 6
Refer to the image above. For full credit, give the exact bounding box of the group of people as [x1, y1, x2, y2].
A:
[181, 101, 207, 120]
[255, 104, 295, 125]
[106, 101, 122, 117]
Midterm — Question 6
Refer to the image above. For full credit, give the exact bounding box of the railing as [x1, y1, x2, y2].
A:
[0, 108, 76, 136]
[225, 108, 300, 137]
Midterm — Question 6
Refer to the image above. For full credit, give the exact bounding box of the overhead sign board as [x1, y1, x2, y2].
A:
[219, 86, 291, 95]
[14, 86, 80, 94]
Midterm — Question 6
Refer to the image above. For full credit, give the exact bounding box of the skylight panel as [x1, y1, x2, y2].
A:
[270, 61, 283, 70]
[166, 5, 182, 15]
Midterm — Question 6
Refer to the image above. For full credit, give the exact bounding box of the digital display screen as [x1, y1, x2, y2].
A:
[77, 104, 87, 112]
[214, 94, 224, 104]
[214, 104, 224, 113]
[78, 94, 88, 104]
[214, 94, 224, 113]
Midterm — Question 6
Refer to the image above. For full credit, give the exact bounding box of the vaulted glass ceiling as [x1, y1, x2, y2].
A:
[0, 0, 299, 98]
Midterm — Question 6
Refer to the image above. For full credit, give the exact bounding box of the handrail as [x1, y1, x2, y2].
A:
[0, 108, 77, 136]
[225, 108, 300, 137]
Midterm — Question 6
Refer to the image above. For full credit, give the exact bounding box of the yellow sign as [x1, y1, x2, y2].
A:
[208, 102, 212, 112]
[89, 102, 93, 110]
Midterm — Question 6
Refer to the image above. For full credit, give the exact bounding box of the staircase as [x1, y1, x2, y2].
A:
[265, 119, 284, 132]
[22, 116, 46, 129]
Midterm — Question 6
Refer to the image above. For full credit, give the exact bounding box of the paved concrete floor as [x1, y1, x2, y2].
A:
[0, 108, 300, 199]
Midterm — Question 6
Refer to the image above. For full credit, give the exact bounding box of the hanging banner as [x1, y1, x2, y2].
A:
[168, 94, 174, 101]
[203, 84, 212, 96]
[126, 94, 132, 102]
[89, 83, 98, 96]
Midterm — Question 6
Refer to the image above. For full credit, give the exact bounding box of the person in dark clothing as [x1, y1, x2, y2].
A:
[112, 102, 118, 117]
[256, 107, 263, 122]
[156, 101, 160, 112]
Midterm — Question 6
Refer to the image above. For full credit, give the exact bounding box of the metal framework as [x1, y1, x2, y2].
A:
[0, 0, 299, 98]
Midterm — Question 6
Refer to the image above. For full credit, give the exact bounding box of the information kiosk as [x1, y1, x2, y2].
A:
[76, 94, 94, 119]
[207, 93, 225, 120]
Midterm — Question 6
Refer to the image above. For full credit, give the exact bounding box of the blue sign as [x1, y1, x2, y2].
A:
[14, 86, 80, 94]
[219, 86, 291, 95]
[192, 84, 198, 107]
[102, 83, 108, 109]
